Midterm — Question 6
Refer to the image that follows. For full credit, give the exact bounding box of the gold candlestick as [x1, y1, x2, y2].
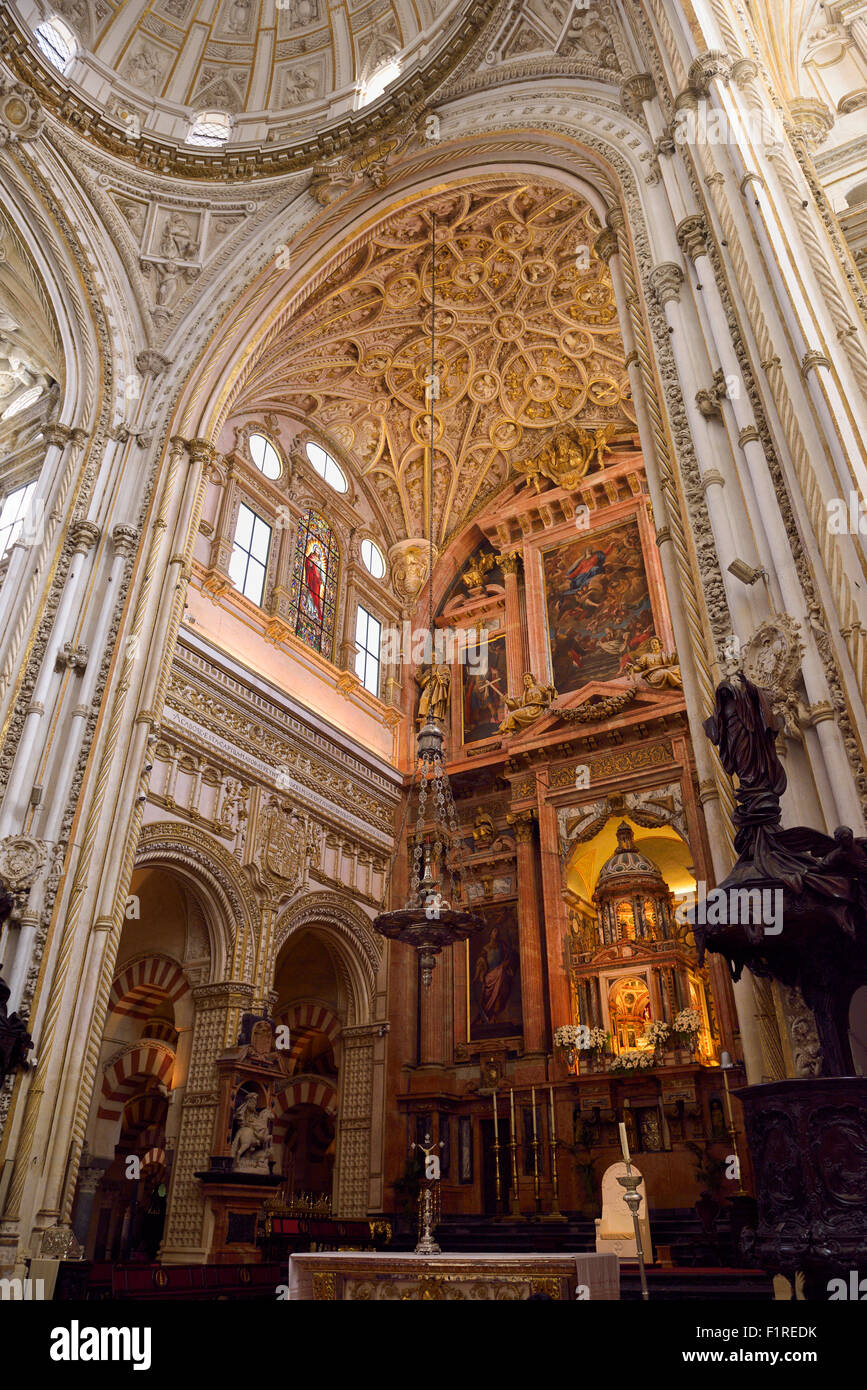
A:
[508, 1087, 521, 1218]
[492, 1088, 503, 1211]
[531, 1086, 541, 1214]
[549, 1084, 563, 1217]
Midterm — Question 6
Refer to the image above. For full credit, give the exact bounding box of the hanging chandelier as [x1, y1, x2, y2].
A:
[373, 211, 483, 986]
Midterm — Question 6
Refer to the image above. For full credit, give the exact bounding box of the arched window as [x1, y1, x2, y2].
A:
[186, 111, 231, 147]
[306, 441, 347, 494]
[360, 538, 385, 578]
[359, 59, 401, 107]
[34, 18, 76, 71]
[289, 510, 339, 658]
[248, 433, 282, 480]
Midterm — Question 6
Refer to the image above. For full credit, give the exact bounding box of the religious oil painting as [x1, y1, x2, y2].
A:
[467, 903, 523, 1042]
[461, 634, 508, 744]
[542, 518, 654, 695]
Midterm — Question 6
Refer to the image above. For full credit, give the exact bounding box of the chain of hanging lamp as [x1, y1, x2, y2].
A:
[405, 209, 466, 914]
[373, 208, 481, 985]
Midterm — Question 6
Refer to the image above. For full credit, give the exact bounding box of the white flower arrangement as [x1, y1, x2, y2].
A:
[554, 1025, 582, 1049]
[642, 1019, 670, 1048]
[607, 1049, 656, 1072]
[586, 1027, 610, 1053]
[672, 1007, 702, 1036]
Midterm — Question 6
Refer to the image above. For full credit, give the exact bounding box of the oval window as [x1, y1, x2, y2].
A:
[361, 538, 385, 578]
[34, 18, 76, 71]
[306, 441, 347, 494]
[248, 433, 282, 480]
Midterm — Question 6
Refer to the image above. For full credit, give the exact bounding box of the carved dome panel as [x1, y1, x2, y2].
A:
[231, 180, 636, 547]
[8, 0, 486, 158]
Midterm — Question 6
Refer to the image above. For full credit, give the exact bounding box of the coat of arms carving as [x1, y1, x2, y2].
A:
[258, 795, 321, 898]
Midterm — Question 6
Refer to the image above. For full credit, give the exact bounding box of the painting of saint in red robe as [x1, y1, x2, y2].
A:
[469, 905, 523, 1041]
[302, 537, 327, 624]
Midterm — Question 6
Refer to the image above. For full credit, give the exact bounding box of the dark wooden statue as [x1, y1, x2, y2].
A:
[697, 672, 867, 1076]
[698, 673, 867, 1290]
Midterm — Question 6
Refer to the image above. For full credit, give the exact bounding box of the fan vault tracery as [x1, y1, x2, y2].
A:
[233, 180, 636, 547]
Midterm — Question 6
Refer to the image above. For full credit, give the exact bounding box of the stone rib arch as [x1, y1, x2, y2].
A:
[273, 891, 380, 1027]
[135, 822, 260, 984]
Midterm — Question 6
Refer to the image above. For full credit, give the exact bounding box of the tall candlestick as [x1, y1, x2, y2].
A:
[530, 1087, 541, 1213]
[548, 1085, 562, 1218]
[508, 1088, 520, 1217]
[619, 1120, 631, 1167]
[492, 1089, 502, 1210]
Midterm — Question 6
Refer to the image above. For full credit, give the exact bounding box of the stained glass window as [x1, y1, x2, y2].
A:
[289, 509, 339, 658]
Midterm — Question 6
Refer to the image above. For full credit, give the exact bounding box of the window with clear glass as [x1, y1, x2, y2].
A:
[186, 111, 231, 147]
[305, 441, 347, 494]
[229, 502, 271, 606]
[360, 60, 401, 106]
[248, 433, 282, 480]
[355, 605, 381, 696]
[360, 538, 385, 579]
[34, 18, 76, 71]
[1, 385, 42, 421]
[0, 482, 38, 559]
[288, 509, 339, 659]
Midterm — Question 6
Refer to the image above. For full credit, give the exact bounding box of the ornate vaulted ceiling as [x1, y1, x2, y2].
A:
[8, 0, 489, 159]
[0, 210, 62, 422]
[233, 181, 636, 547]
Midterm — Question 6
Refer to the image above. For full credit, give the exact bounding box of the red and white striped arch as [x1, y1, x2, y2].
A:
[97, 1040, 176, 1126]
[108, 955, 190, 1023]
[273, 1076, 338, 1119]
[277, 1002, 342, 1069]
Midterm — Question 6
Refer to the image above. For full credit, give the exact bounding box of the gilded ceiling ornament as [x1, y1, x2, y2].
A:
[232, 182, 635, 544]
[512, 425, 618, 493]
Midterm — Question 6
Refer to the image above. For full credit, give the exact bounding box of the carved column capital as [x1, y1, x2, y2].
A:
[620, 72, 656, 117]
[135, 350, 172, 377]
[45, 422, 75, 449]
[676, 213, 710, 262]
[111, 524, 139, 559]
[498, 550, 522, 576]
[506, 808, 537, 842]
[649, 261, 684, 306]
[738, 425, 760, 448]
[69, 520, 101, 554]
[593, 227, 619, 264]
[188, 438, 217, 467]
[687, 51, 734, 97]
[801, 350, 832, 378]
[731, 58, 758, 87]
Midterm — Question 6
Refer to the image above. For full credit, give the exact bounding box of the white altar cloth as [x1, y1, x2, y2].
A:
[288, 1250, 620, 1300]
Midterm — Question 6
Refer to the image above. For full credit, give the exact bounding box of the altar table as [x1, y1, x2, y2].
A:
[288, 1250, 620, 1300]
